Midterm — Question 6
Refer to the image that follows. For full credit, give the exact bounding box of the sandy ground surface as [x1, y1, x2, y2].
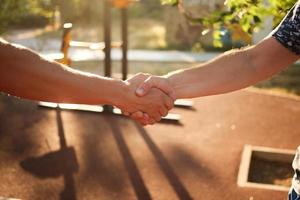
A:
[0, 90, 299, 200]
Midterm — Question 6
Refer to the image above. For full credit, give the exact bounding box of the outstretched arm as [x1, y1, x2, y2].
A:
[136, 37, 299, 99]
[0, 39, 122, 104]
[130, 2, 300, 125]
[0, 39, 173, 121]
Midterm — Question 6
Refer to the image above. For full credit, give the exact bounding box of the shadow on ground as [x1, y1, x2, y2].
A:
[20, 109, 78, 200]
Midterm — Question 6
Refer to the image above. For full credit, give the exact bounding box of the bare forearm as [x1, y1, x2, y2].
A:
[0, 40, 125, 105]
[166, 48, 258, 98]
[166, 38, 298, 99]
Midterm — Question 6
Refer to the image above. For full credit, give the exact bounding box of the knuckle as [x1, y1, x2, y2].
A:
[141, 122, 147, 126]
[167, 100, 174, 110]
[162, 110, 168, 117]
[147, 75, 155, 82]
[138, 72, 149, 78]
[165, 101, 171, 109]
[155, 114, 161, 122]
[160, 111, 166, 117]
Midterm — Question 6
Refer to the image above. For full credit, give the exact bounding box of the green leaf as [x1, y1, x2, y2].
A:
[160, 0, 178, 6]
[253, 15, 261, 23]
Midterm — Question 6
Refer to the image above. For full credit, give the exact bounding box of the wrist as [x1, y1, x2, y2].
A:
[90, 76, 128, 106]
[111, 80, 131, 108]
[164, 75, 178, 100]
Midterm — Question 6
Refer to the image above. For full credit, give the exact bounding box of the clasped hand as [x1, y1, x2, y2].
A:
[118, 73, 175, 125]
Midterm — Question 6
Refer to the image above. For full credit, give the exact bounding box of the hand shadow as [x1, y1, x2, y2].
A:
[20, 146, 78, 200]
[20, 147, 78, 178]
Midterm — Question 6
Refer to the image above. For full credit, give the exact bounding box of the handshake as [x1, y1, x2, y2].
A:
[116, 73, 175, 126]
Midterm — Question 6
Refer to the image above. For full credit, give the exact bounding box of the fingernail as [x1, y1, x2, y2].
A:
[136, 88, 144, 95]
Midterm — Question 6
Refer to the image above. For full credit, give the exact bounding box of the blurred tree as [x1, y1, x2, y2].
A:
[0, 0, 53, 33]
[139, 0, 164, 19]
[161, 0, 178, 5]
[78, 0, 103, 23]
[0, 0, 27, 33]
[160, 0, 298, 47]
[52, 0, 104, 24]
[51, 0, 80, 23]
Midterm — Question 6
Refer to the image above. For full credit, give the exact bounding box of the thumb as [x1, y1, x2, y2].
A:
[135, 77, 154, 97]
[155, 78, 176, 100]
[136, 76, 176, 100]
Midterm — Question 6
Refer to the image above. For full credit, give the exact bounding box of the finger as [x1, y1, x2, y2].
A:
[159, 107, 168, 117]
[126, 72, 148, 82]
[136, 114, 152, 125]
[132, 113, 151, 125]
[143, 113, 150, 121]
[132, 116, 148, 126]
[148, 118, 156, 125]
[141, 117, 155, 125]
[151, 112, 162, 122]
[136, 76, 176, 100]
[140, 116, 154, 126]
[164, 95, 174, 110]
[139, 120, 147, 126]
[130, 111, 144, 120]
[135, 77, 154, 97]
[122, 111, 131, 116]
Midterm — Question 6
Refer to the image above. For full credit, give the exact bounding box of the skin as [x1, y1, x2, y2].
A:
[128, 36, 299, 124]
[124, 73, 173, 124]
[0, 39, 173, 122]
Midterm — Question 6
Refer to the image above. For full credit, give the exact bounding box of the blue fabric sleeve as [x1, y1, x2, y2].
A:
[272, 2, 300, 55]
